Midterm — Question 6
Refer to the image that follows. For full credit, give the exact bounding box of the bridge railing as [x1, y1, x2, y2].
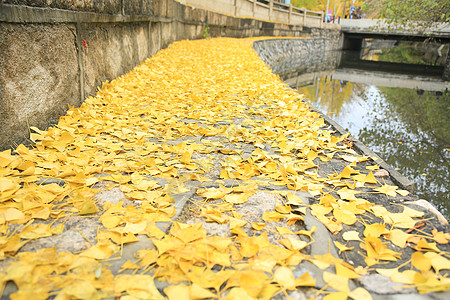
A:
[178, 0, 325, 28]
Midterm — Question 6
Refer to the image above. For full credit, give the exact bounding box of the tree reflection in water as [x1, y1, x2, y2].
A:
[300, 76, 450, 218]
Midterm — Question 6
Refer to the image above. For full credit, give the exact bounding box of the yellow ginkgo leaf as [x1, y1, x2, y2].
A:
[388, 229, 410, 248]
[335, 263, 359, 279]
[363, 223, 387, 238]
[323, 271, 350, 293]
[384, 212, 417, 229]
[190, 283, 217, 299]
[348, 287, 372, 300]
[397, 189, 410, 196]
[333, 208, 357, 225]
[401, 206, 424, 218]
[390, 270, 417, 285]
[85, 177, 99, 186]
[336, 187, 361, 201]
[59, 280, 99, 300]
[280, 237, 308, 251]
[101, 215, 122, 229]
[79, 200, 99, 215]
[285, 192, 303, 205]
[414, 238, 441, 252]
[276, 226, 294, 236]
[296, 226, 316, 238]
[20, 224, 52, 240]
[273, 266, 296, 290]
[0, 178, 20, 201]
[425, 252, 450, 273]
[411, 252, 431, 272]
[376, 268, 399, 278]
[224, 193, 250, 204]
[225, 287, 254, 300]
[324, 292, 349, 300]
[80, 242, 119, 260]
[4, 208, 26, 222]
[334, 241, 354, 254]
[343, 231, 362, 242]
[251, 222, 266, 230]
[366, 165, 380, 170]
[375, 184, 398, 197]
[295, 271, 316, 287]
[354, 266, 370, 275]
[431, 229, 450, 244]
[239, 236, 259, 258]
[340, 165, 358, 178]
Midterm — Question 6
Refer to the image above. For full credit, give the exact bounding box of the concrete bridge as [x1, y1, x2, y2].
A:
[281, 49, 449, 92]
[338, 19, 450, 80]
[339, 19, 450, 39]
[339, 19, 450, 49]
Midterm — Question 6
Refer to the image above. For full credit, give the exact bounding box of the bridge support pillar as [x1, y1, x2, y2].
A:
[443, 48, 450, 81]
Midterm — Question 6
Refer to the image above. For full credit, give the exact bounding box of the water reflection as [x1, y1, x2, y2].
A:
[278, 39, 450, 218]
[299, 75, 450, 218]
[362, 40, 449, 67]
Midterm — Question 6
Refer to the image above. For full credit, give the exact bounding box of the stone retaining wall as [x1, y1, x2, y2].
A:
[252, 33, 340, 79]
[0, 0, 340, 149]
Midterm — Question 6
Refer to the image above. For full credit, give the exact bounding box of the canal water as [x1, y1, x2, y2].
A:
[289, 41, 450, 218]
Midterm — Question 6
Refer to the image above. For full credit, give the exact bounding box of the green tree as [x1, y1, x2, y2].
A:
[377, 0, 450, 31]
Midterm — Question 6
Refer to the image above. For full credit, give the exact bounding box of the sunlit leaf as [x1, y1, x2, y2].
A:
[343, 231, 362, 242]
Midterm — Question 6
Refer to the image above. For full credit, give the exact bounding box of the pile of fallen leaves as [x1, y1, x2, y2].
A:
[0, 38, 449, 299]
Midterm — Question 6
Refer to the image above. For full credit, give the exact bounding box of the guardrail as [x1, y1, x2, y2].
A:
[178, 0, 325, 28]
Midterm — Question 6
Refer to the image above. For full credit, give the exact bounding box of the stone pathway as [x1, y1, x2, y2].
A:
[0, 38, 449, 299]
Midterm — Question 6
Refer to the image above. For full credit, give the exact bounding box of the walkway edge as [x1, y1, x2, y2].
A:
[251, 38, 415, 193]
[308, 101, 415, 192]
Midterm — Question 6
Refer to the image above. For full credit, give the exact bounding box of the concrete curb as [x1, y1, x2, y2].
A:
[308, 101, 415, 192]
[251, 37, 415, 193]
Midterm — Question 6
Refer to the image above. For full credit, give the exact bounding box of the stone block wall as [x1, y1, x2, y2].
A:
[0, 23, 80, 148]
[0, 0, 341, 149]
[252, 35, 341, 80]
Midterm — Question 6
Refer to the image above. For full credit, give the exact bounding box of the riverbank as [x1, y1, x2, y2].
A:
[1, 37, 449, 299]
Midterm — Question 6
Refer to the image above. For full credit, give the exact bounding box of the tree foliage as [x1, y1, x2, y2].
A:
[377, 0, 450, 31]
[292, 0, 365, 17]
